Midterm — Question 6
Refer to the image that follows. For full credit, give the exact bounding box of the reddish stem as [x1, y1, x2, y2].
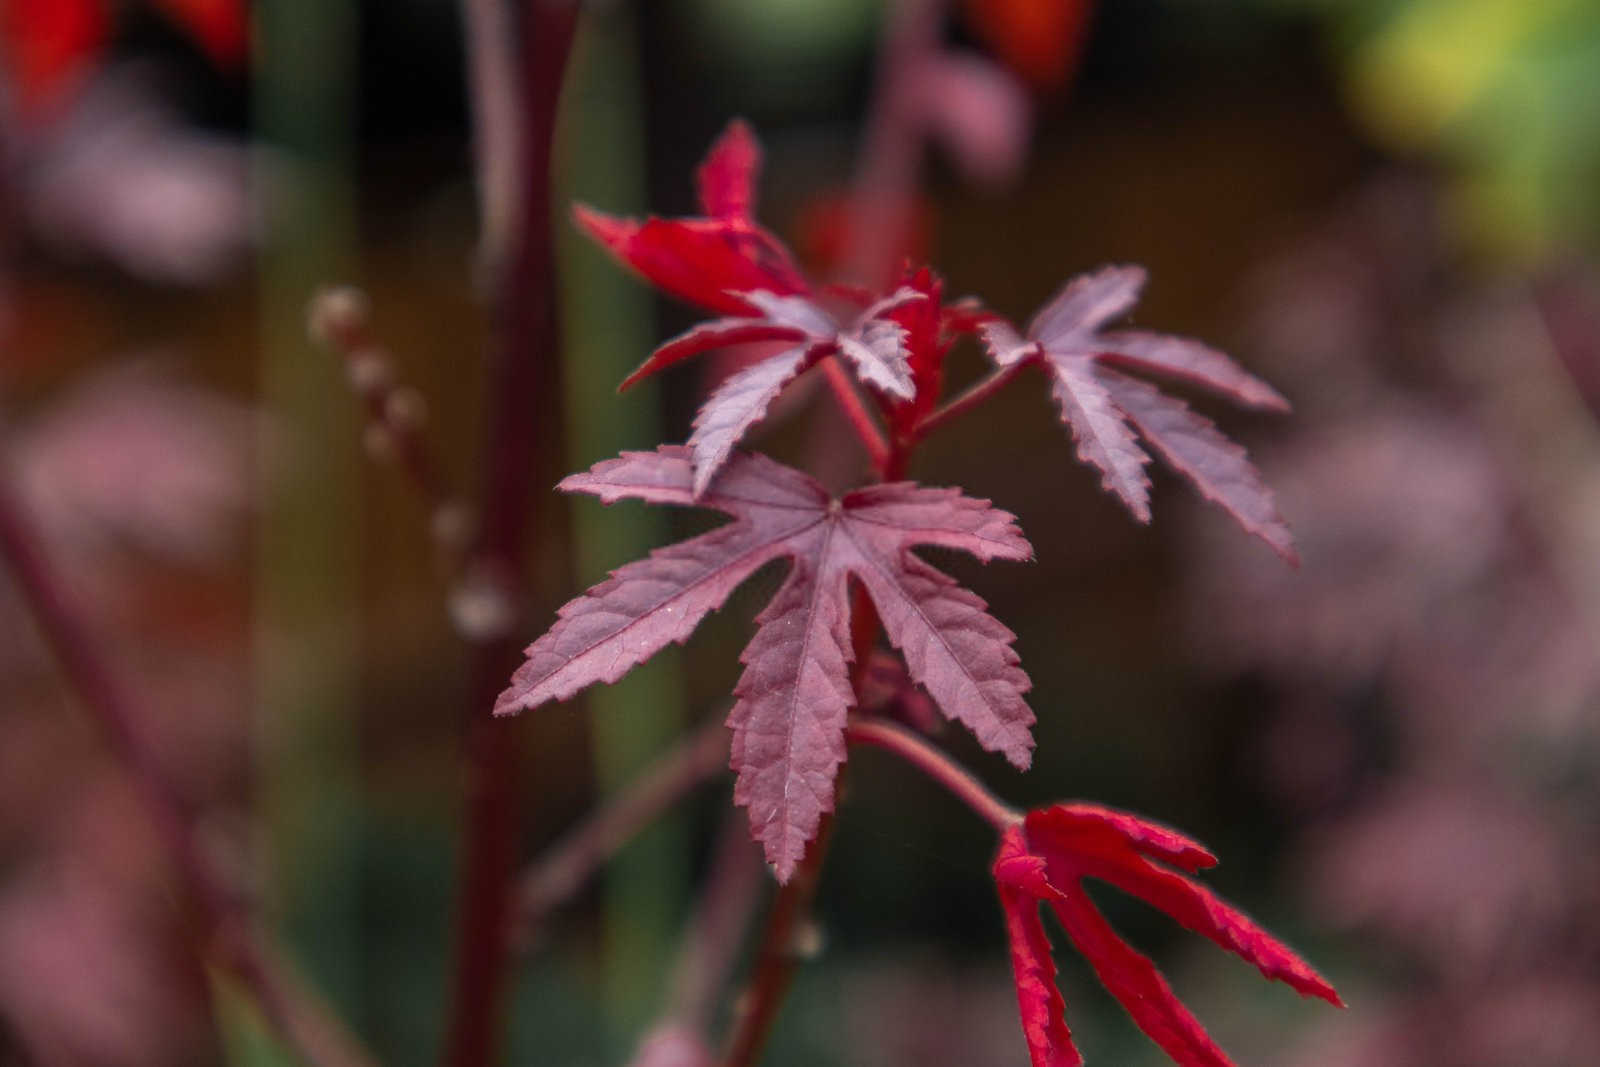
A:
[916, 360, 1032, 440]
[443, 5, 577, 1067]
[844, 718, 1020, 830]
[820, 355, 891, 472]
[0, 472, 377, 1067]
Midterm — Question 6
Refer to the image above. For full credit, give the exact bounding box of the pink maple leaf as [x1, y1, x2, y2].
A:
[574, 119, 810, 316]
[495, 446, 1035, 881]
[624, 286, 925, 495]
[979, 266, 1296, 561]
[993, 803, 1342, 1067]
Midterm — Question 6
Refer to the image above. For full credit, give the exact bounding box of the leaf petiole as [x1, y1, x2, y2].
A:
[915, 359, 1032, 440]
[844, 717, 1021, 831]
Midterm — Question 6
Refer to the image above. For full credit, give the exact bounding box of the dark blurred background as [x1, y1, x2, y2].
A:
[3, 1, 1599, 1064]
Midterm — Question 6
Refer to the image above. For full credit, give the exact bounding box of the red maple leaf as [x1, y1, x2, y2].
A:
[494, 446, 1036, 881]
[574, 120, 811, 316]
[624, 286, 925, 495]
[993, 803, 1342, 1067]
[979, 266, 1297, 561]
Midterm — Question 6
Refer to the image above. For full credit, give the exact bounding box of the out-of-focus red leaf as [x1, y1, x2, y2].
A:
[994, 805, 1340, 1067]
[980, 266, 1295, 560]
[150, 0, 248, 68]
[3, 0, 246, 121]
[795, 190, 934, 281]
[495, 447, 1035, 880]
[2, 0, 107, 119]
[961, 0, 1096, 91]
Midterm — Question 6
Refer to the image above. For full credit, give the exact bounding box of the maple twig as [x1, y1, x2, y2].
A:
[0, 469, 378, 1067]
[308, 287, 472, 556]
[820, 355, 891, 471]
[916, 360, 1031, 439]
[509, 719, 729, 951]
[443, 3, 578, 1066]
[845, 717, 1021, 830]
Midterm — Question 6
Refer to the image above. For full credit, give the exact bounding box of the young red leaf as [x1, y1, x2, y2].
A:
[495, 447, 1036, 880]
[980, 266, 1295, 560]
[993, 805, 1341, 1067]
[574, 120, 810, 316]
[623, 287, 924, 495]
[995, 834, 1082, 1067]
[695, 118, 759, 219]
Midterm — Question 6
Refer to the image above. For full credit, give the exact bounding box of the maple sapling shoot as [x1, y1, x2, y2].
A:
[492, 119, 1335, 1065]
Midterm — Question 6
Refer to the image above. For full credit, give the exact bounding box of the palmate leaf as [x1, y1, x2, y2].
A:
[980, 266, 1297, 561]
[494, 447, 1036, 880]
[625, 287, 925, 496]
[993, 804, 1342, 1067]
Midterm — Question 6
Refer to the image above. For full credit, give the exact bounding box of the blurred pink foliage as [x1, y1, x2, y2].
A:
[16, 69, 258, 284]
[1190, 173, 1600, 1066]
[0, 364, 265, 1063]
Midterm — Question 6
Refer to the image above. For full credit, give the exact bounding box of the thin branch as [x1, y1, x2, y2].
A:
[308, 287, 472, 556]
[443, 3, 579, 1066]
[509, 719, 729, 951]
[0, 468, 378, 1067]
[461, 0, 522, 283]
[819, 355, 891, 472]
[845, 717, 1020, 831]
[915, 360, 1032, 440]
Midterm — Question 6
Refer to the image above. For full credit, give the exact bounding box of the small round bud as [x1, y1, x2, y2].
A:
[791, 919, 826, 960]
[307, 286, 369, 347]
[346, 347, 394, 396]
[362, 423, 396, 462]
[449, 565, 517, 642]
[430, 502, 475, 551]
[384, 387, 427, 430]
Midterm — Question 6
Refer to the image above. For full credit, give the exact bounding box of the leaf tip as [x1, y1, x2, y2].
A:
[491, 690, 527, 718]
[572, 202, 632, 248]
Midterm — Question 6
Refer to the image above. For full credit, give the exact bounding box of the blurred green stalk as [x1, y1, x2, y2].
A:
[251, 0, 363, 1042]
[554, 6, 691, 1042]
